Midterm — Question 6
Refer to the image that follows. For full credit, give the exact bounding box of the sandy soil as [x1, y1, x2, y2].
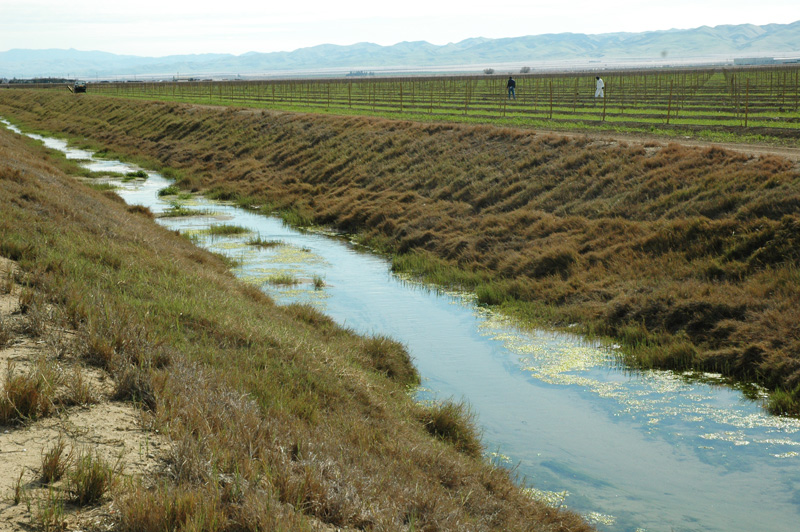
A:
[0, 257, 167, 532]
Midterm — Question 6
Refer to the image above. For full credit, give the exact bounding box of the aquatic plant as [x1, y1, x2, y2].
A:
[157, 184, 180, 196]
[265, 273, 299, 285]
[86, 182, 118, 191]
[246, 235, 283, 248]
[205, 223, 249, 236]
[158, 202, 205, 218]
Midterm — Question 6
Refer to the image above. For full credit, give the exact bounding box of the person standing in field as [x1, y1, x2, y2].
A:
[507, 76, 516, 99]
[595, 76, 605, 99]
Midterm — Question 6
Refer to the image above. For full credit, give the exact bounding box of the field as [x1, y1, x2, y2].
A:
[67, 66, 800, 144]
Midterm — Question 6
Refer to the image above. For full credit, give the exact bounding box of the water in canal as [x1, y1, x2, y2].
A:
[4, 119, 800, 532]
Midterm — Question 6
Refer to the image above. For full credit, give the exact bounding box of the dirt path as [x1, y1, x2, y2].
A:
[0, 257, 166, 532]
[526, 126, 800, 163]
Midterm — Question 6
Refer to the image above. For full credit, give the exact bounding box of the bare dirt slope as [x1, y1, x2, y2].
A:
[0, 257, 166, 532]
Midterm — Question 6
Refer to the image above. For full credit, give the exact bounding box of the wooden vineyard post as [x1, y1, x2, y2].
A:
[463, 81, 471, 116]
[745, 78, 750, 128]
[666, 79, 673, 125]
[781, 71, 786, 108]
[643, 74, 647, 105]
[681, 73, 687, 114]
[348, 81, 352, 109]
[501, 77, 507, 117]
[573, 77, 578, 112]
[796, 70, 799, 112]
[602, 78, 607, 122]
[549, 80, 553, 119]
[399, 82, 404, 113]
[770, 70, 774, 96]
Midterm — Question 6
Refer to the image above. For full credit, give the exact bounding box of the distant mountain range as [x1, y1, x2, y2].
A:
[2, 20, 799, 80]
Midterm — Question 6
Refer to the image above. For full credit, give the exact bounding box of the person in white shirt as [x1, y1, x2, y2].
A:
[595, 76, 605, 98]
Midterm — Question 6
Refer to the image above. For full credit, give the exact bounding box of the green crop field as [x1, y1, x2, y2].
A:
[38, 65, 800, 144]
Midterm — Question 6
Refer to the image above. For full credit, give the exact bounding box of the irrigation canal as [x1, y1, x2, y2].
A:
[4, 119, 800, 532]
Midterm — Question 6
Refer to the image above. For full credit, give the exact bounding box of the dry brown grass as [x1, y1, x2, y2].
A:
[0, 360, 56, 424]
[0, 98, 592, 530]
[2, 90, 796, 412]
[40, 435, 73, 484]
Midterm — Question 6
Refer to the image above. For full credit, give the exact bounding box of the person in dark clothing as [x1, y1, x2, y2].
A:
[507, 76, 516, 99]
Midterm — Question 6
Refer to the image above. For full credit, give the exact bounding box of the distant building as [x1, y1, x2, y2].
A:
[733, 57, 776, 65]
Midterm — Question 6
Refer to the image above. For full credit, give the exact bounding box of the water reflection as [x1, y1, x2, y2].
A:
[4, 118, 800, 532]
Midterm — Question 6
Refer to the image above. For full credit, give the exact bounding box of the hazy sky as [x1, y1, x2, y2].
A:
[2, 0, 798, 56]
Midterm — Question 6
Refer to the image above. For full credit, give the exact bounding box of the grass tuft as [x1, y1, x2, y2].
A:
[113, 364, 157, 411]
[127, 204, 153, 218]
[205, 223, 250, 236]
[12, 468, 26, 505]
[246, 235, 283, 248]
[360, 334, 419, 386]
[34, 486, 66, 532]
[0, 360, 56, 424]
[767, 385, 800, 416]
[417, 400, 483, 458]
[86, 182, 118, 192]
[125, 170, 148, 179]
[265, 273, 299, 286]
[0, 316, 11, 348]
[40, 435, 73, 484]
[63, 365, 97, 406]
[157, 185, 180, 197]
[1, 268, 13, 294]
[67, 450, 119, 506]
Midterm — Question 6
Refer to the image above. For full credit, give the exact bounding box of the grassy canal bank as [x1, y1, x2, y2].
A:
[1, 90, 799, 417]
[0, 110, 591, 529]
